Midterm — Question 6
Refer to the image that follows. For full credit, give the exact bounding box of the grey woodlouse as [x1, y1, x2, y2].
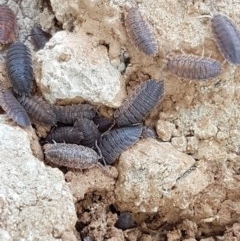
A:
[141, 125, 157, 139]
[44, 143, 103, 170]
[74, 117, 100, 148]
[0, 5, 17, 44]
[31, 25, 52, 50]
[114, 79, 164, 127]
[53, 104, 96, 124]
[17, 95, 56, 125]
[6, 41, 34, 96]
[166, 54, 222, 80]
[0, 88, 31, 127]
[211, 14, 240, 65]
[99, 125, 142, 165]
[46, 126, 84, 144]
[125, 7, 158, 56]
[115, 212, 136, 230]
[93, 115, 114, 132]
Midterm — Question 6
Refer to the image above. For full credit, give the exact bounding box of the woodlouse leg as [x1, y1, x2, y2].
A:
[94, 162, 114, 178]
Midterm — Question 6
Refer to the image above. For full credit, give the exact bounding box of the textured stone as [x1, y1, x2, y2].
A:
[171, 136, 187, 152]
[35, 30, 126, 107]
[0, 115, 77, 240]
[156, 120, 175, 141]
[115, 139, 196, 213]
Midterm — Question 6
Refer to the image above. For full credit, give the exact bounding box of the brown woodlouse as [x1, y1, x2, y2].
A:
[125, 7, 158, 56]
[114, 79, 164, 127]
[166, 54, 222, 80]
[0, 88, 31, 127]
[31, 25, 52, 50]
[6, 41, 34, 96]
[211, 14, 240, 65]
[44, 143, 103, 170]
[99, 125, 142, 165]
[0, 5, 17, 44]
[45, 126, 84, 144]
[53, 104, 96, 124]
[17, 95, 56, 125]
[74, 117, 100, 148]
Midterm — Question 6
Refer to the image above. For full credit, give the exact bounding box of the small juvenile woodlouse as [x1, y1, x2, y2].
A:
[166, 54, 222, 80]
[31, 25, 52, 50]
[53, 104, 96, 124]
[0, 88, 31, 127]
[211, 14, 240, 65]
[74, 117, 100, 148]
[44, 143, 103, 170]
[125, 7, 158, 56]
[17, 95, 56, 125]
[114, 79, 164, 127]
[6, 41, 34, 96]
[99, 125, 142, 165]
[45, 126, 84, 144]
[0, 5, 17, 44]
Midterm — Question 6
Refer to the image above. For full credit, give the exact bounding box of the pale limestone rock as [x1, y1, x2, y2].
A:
[0, 115, 77, 240]
[193, 119, 218, 139]
[115, 139, 196, 213]
[156, 120, 175, 141]
[186, 136, 199, 155]
[196, 140, 227, 162]
[35, 30, 126, 107]
[171, 136, 187, 152]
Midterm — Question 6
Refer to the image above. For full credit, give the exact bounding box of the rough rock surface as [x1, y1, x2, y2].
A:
[35, 30, 126, 107]
[0, 115, 77, 240]
[115, 139, 197, 213]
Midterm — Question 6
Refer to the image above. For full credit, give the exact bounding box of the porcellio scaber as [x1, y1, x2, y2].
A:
[125, 7, 158, 56]
[211, 14, 240, 65]
[53, 104, 96, 124]
[166, 54, 222, 80]
[46, 126, 84, 144]
[0, 4, 17, 44]
[44, 143, 102, 170]
[31, 25, 52, 50]
[0, 88, 31, 127]
[6, 42, 34, 96]
[17, 95, 56, 125]
[114, 79, 164, 127]
[74, 117, 100, 148]
[99, 125, 143, 165]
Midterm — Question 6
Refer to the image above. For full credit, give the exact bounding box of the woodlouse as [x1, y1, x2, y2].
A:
[114, 79, 164, 127]
[211, 14, 240, 65]
[53, 104, 96, 124]
[141, 125, 157, 139]
[44, 143, 102, 170]
[125, 7, 158, 56]
[115, 212, 136, 230]
[74, 118, 100, 148]
[6, 41, 34, 96]
[31, 25, 52, 50]
[93, 115, 114, 132]
[166, 54, 222, 80]
[45, 126, 84, 144]
[0, 5, 17, 44]
[17, 95, 56, 125]
[0, 88, 31, 127]
[99, 125, 142, 165]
